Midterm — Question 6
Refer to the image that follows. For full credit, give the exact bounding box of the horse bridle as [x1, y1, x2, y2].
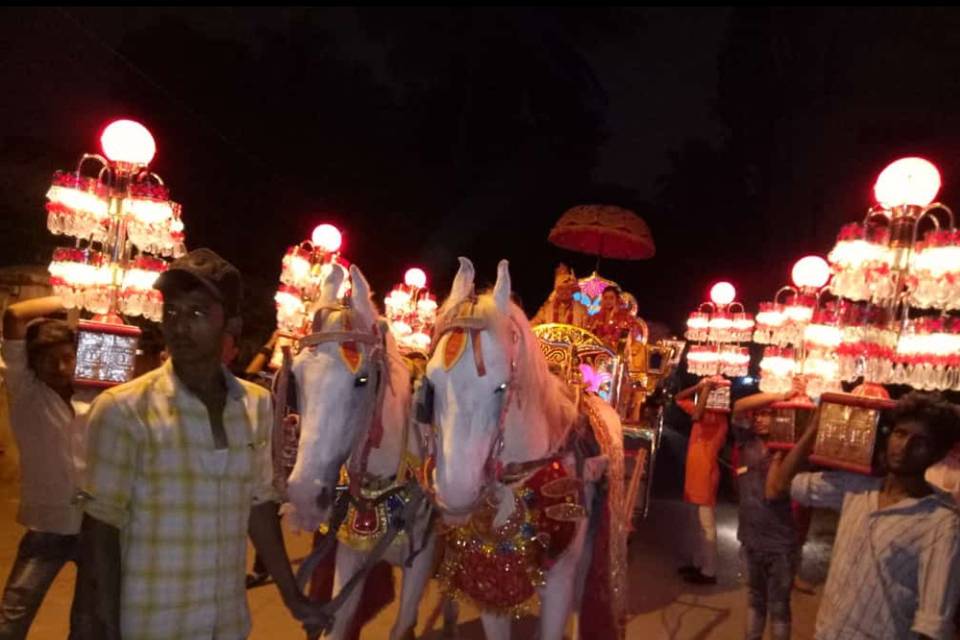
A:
[291, 303, 441, 639]
[297, 303, 391, 499]
[419, 297, 522, 514]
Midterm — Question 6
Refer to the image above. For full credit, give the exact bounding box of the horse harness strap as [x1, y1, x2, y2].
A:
[433, 303, 488, 378]
[298, 330, 380, 348]
[499, 417, 591, 494]
[295, 488, 351, 594]
[299, 304, 392, 500]
[430, 297, 521, 488]
[300, 482, 429, 639]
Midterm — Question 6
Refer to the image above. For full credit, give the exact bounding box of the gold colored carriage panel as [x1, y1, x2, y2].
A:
[533, 323, 610, 354]
[537, 340, 576, 382]
[532, 323, 616, 390]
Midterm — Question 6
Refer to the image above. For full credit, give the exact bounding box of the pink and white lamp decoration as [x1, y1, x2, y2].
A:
[755, 255, 841, 399]
[685, 281, 753, 378]
[274, 223, 351, 336]
[45, 118, 186, 323]
[826, 157, 960, 390]
[384, 267, 437, 354]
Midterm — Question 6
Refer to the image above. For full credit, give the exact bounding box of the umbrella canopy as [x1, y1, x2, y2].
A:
[548, 204, 655, 260]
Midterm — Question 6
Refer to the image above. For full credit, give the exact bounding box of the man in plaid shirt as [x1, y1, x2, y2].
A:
[76, 249, 322, 639]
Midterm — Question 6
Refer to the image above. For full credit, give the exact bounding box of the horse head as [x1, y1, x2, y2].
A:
[286, 262, 385, 531]
[425, 258, 575, 520]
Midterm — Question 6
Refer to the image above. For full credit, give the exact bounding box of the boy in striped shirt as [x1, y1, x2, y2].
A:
[770, 392, 960, 640]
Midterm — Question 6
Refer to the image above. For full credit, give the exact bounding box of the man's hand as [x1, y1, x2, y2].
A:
[803, 403, 822, 440]
[3, 295, 67, 339]
[785, 376, 807, 401]
[766, 402, 822, 500]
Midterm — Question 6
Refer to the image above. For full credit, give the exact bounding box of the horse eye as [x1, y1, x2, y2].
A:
[355, 375, 369, 387]
[494, 382, 507, 394]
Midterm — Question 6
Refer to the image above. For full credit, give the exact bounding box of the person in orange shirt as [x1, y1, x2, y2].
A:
[675, 376, 729, 584]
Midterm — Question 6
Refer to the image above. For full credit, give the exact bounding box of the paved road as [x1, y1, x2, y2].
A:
[0, 468, 834, 639]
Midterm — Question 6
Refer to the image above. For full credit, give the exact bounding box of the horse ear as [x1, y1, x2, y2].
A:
[448, 256, 475, 307]
[349, 264, 377, 326]
[310, 263, 346, 331]
[319, 263, 345, 304]
[493, 259, 511, 312]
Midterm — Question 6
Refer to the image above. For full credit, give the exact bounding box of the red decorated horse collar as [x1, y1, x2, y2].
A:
[437, 461, 585, 616]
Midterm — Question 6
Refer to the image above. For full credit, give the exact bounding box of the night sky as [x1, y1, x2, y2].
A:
[4, 7, 960, 349]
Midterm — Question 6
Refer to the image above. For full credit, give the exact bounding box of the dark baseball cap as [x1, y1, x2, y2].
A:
[154, 248, 242, 318]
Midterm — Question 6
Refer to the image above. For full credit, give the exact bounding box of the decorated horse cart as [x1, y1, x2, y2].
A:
[532, 292, 682, 523]
[268, 241, 638, 638]
[539, 205, 684, 524]
[265, 203, 677, 638]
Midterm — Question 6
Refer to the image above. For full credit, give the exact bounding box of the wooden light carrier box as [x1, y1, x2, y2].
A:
[74, 320, 141, 388]
[703, 380, 731, 413]
[809, 392, 896, 474]
[766, 400, 817, 451]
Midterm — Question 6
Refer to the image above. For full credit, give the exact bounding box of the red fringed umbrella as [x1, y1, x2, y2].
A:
[548, 204, 655, 261]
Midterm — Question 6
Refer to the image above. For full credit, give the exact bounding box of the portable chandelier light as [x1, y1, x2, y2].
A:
[45, 119, 185, 324]
[43, 119, 188, 386]
[826, 157, 960, 391]
[384, 267, 438, 354]
[754, 255, 841, 400]
[274, 223, 351, 342]
[684, 281, 753, 378]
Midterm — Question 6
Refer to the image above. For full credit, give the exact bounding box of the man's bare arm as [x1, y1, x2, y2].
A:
[692, 378, 715, 422]
[766, 407, 820, 500]
[248, 502, 326, 628]
[675, 383, 698, 402]
[75, 514, 122, 640]
[3, 296, 66, 339]
[244, 330, 281, 377]
[733, 391, 794, 416]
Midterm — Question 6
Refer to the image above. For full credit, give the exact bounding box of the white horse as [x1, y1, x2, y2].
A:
[286, 263, 435, 640]
[423, 258, 624, 640]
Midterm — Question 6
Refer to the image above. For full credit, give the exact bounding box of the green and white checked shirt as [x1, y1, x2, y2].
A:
[84, 360, 277, 640]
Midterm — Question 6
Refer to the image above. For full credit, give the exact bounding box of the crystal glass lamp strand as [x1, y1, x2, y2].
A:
[44, 119, 185, 323]
[684, 281, 752, 378]
[826, 157, 960, 390]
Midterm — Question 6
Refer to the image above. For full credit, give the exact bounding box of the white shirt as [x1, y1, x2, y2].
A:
[792, 471, 960, 640]
[927, 444, 960, 505]
[0, 339, 92, 535]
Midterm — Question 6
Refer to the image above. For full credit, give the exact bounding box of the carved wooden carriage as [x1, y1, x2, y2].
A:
[532, 320, 684, 522]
